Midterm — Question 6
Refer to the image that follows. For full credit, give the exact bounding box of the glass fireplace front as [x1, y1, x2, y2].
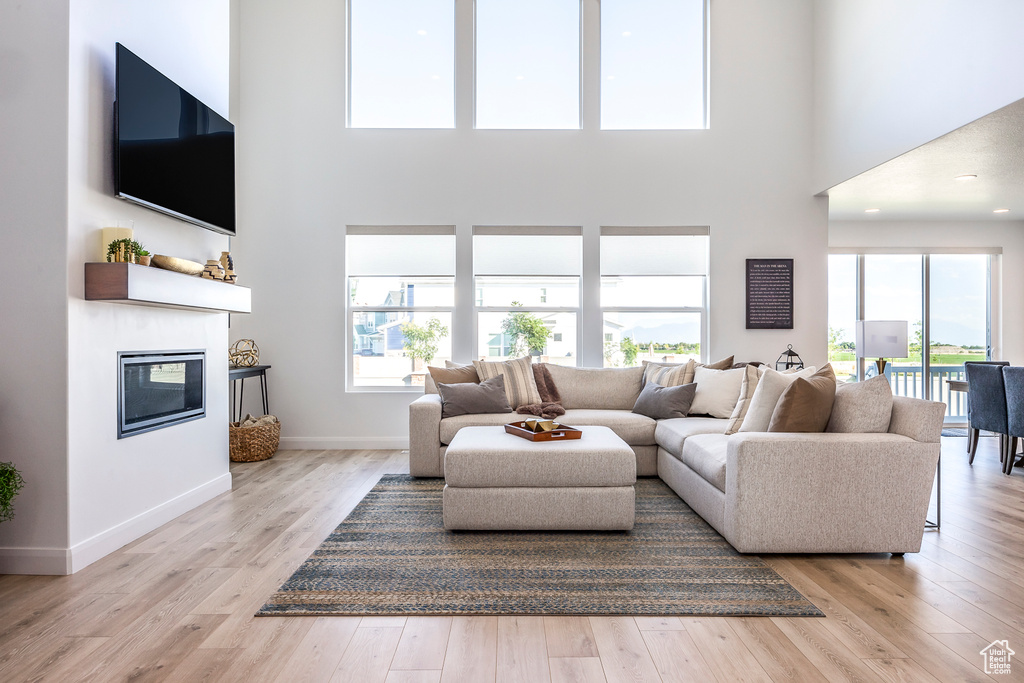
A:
[118, 351, 205, 438]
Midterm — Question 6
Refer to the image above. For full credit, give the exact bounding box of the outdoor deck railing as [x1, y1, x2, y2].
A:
[886, 365, 967, 420]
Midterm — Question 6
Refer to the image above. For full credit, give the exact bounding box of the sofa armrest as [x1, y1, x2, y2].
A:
[723, 433, 939, 553]
[409, 394, 444, 477]
[888, 395, 946, 443]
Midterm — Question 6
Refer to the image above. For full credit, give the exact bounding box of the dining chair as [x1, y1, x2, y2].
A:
[1001, 366, 1024, 474]
[964, 361, 1011, 467]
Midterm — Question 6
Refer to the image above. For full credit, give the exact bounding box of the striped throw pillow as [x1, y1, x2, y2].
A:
[643, 359, 695, 387]
[472, 356, 542, 409]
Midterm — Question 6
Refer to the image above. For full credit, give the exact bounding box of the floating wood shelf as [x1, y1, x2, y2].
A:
[85, 262, 252, 314]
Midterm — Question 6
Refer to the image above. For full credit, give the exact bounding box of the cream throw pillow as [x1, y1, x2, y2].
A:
[689, 365, 746, 418]
[472, 356, 542, 409]
[683, 356, 735, 384]
[737, 366, 818, 432]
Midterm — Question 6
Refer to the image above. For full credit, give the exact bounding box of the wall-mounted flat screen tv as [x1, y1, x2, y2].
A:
[115, 43, 235, 236]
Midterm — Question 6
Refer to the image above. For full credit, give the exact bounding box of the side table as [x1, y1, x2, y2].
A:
[229, 364, 271, 422]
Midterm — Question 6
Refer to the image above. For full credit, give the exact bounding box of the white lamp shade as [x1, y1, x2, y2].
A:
[856, 320, 909, 359]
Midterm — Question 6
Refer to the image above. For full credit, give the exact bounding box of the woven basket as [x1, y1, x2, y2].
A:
[229, 418, 281, 462]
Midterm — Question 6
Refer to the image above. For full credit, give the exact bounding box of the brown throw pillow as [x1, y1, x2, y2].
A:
[767, 364, 837, 433]
[436, 376, 512, 418]
[424, 362, 479, 394]
[683, 355, 734, 384]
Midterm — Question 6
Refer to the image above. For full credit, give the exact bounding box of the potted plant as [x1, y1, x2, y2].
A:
[137, 249, 151, 266]
[105, 238, 146, 264]
[0, 461, 25, 524]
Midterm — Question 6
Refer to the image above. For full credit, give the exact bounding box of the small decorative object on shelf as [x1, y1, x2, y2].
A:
[775, 344, 804, 371]
[150, 254, 205, 275]
[106, 238, 145, 264]
[505, 421, 582, 442]
[137, 249, 151, 266]
[219, 251, 238, 284]
[0, 461, 25, 524]
[229, 339, 260, 367]
[201, 259, 226, 280]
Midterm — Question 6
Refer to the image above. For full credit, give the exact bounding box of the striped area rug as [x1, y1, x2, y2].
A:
[258, 475, 822, 617]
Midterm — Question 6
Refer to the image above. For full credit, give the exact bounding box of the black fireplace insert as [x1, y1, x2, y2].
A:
[118, 351, 205, 438]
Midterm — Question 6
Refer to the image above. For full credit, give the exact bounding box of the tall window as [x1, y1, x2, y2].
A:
[828, 250, 994, 421]
[349, 0, 455, 128]
[475, 0, 580, 129]
[601, 0, 706, 130]
[600, 227, 708, 367]
[473, 227, 581, 365]
[346, 226, 455, 389]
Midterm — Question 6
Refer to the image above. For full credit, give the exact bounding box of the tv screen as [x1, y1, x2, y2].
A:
[115, 43, 235, 236]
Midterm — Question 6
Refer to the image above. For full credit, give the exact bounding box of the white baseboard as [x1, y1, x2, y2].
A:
[279, 436, 409, 451]
[0, 473, 232, 576]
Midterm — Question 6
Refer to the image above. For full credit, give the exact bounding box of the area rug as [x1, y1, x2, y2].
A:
[258, 475, 823, 617]
[941, 428, 968, 437]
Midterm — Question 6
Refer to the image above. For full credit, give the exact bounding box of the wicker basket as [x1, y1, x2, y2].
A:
[229, 418, 281, 462]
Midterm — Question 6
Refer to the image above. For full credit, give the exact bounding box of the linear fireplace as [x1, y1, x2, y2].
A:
[118, 351, 205, 438]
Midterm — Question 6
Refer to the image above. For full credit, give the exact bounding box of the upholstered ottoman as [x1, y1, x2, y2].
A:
[442, 425, 637, 531]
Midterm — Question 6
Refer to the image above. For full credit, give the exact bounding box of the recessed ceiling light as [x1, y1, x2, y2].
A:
[622, 31, 632, 37]
[515, 75, 525, 80]
[994, 208, 1010, 213]
[864, 208, 881, 213]
[417, 29, 427, 35]
[955, 174, 978, 180]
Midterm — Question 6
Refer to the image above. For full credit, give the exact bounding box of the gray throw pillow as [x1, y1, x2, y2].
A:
[826, 374, 893, 433]
[437, 375, 512, 419]
[632, 381, 697, 420]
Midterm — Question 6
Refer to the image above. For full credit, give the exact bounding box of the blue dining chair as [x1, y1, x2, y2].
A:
[964, 361, 1010, 467]
[1001, 366, 1024, 475]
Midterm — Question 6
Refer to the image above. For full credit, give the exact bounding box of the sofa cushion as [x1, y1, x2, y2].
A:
[654, 416, 729, 456]
[425, 361, 478, 394]
[689, 366, 745, 418]
[680, 434, 729, 492]
[440, 410, 520, 444]
[437, 375, 512, 419]
[473, 356, 542, 409]
[544, 365, 644, 410]
[827, 374, 894, 433]
[559, 409, 656, 446]
[632, 382, 697, 419]
[768, 365, 837, 432]
[738, 366, 818, 432]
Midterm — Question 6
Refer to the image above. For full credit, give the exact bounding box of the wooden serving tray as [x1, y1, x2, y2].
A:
[504, 421, 582, 442]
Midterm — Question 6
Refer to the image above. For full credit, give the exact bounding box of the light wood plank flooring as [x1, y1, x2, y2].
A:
[1, 436, 1023, 681]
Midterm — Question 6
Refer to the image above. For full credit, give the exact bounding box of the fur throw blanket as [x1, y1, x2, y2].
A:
[516, 363, 565, 419]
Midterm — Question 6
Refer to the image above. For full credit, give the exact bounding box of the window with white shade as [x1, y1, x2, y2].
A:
[474, 227, 582, 364]
[475, 0, 580, 129]
[349, 0, 455, 128]
[601, 0, 707, 130]
[346, 226, 455, 389]
[600, 227, 708, 367]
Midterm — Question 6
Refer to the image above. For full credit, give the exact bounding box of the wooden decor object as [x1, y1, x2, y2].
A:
[151, 255, 204, 276]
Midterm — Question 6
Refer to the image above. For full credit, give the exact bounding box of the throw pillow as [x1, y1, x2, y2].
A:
[436, 375, 512, 418]
[688, 365, 746, 418]
[683, 355, 735, 384]
[425, 363, 479, 394]
[724, 364, 761, 434]
[632, 381, 697, 420]
[826, 374, 894, 433]
[737, 365, 818, 432]
[472, 356, 542, 409]
[642, 359, 695, 387]
[768, 365, 837, 432]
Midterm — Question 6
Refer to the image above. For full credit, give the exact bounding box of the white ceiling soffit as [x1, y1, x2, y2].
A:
[825, 96, 1024, 221]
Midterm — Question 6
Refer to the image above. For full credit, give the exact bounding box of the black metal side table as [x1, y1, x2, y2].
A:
[229, 364, 271, 422]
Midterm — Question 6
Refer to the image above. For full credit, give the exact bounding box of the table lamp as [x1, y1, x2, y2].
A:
[856, 320, 908, 375]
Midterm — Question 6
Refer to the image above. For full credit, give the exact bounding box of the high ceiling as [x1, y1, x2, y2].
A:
[825, 97, 1024, 222]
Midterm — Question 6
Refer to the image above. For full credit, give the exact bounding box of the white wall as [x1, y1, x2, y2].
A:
[814, 0, 1024, 193]
[63, 0, 233, 570]
[232, 0, 828, 449]
[829, 220, 1024, 364]
[0, 0, 72, 573]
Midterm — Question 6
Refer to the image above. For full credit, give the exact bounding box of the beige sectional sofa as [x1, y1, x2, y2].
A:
[409, 363, 945, 554]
